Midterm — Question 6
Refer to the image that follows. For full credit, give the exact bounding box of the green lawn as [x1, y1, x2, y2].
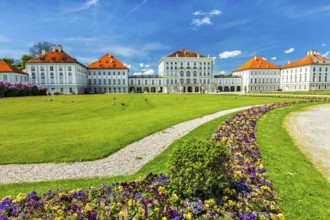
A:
[0, 94, 295, 164]
[251, 90, 330, 96]
[0, 110, 238, 199]
[256, 103, 330, 219]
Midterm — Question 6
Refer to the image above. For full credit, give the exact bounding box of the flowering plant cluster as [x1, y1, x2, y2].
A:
[0, 100, 326, 219]
[211, 100, 321, 219]
[0, 81, 47, 97]
[0, 174, 225, 220]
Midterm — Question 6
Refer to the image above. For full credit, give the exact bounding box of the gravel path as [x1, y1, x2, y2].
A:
[0, 106, 251, 184]
[285, 103, 330, 181]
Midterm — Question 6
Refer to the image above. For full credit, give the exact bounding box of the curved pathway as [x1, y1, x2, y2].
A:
[285, 103, 330, 181]
[0, 106, 252, 184]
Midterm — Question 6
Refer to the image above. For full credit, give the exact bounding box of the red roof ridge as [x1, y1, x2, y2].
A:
[88, 53, 128, 69]
[282, 51, 330, 68]
[0, 60, 27, 74]
[167, 49, 207, 58]
[233, 56, 280, 72]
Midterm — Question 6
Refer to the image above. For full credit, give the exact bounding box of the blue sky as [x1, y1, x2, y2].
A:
[0, 0, 330, 75]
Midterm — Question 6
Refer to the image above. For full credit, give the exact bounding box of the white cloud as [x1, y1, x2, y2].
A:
[322, 43, 326, 47]
[210, 10, 222, 15]
[124, 63, 131, 68]
[75, 56, 98, 64]
[192, 17, 212, 26]
[219, 50, 241, 59]
[134, 68, 155, 75]
[271, 57, 277, 60]
[284, 48, 295, 54]
[193, 9, 222, 16]
[191, 9, 221, 28]
[139, 63, 144, 67]
[262, 57, 267, 60]
[219, 71, 226, 74]
[322, 51, 330, 58]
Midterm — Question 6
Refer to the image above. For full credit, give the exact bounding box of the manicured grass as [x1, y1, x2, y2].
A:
[0, 111, 238, 199]
[252, 90, 330, 95]
[0, 94, 295, 164]
[256, 103, 330, 219]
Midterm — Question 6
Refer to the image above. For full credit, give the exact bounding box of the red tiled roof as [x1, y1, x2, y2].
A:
[282, 53, 330, 68]
[167, 49, 207, 58]
[88, 53, 128, 69]
[233, 56, 280, 72]
[0, 60, 27, 75]
[27, 51, 85, 67]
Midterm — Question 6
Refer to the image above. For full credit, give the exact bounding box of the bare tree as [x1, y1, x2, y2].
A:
[29, 41, 53, 57]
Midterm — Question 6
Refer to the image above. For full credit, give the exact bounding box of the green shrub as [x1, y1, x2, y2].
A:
[168, 138, 231, 200]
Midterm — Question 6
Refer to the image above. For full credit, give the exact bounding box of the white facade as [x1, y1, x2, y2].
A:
[158, 50, 215, 93]
[213, 76, 242, 92]
[88, 69, 129, 94]
[26, 45, 88, 94]
[280, 51, 330, 91]
[129, 76, 164, 93]
[0, 72, 28, 83]
[233, 69, 281, 92]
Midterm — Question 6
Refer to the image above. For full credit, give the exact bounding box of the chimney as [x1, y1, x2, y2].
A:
[288, 61, 291, 64]
[52, 45, 57, 52]
[254, 56, 257, 61]
[41, 50, 46, 55]
[176, 53, 178, 58]
[197, 54, 200, 58]
[57, 45, 63, 52]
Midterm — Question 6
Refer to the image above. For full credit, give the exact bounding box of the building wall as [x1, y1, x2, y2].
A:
[281, 65, 330, 91]
[129, 76, 164, 93]
[26, 63, 88, 94]
[233, 69, 281, 92]
[0, 73, 28, 83]
[88, 69, 129, 93]
[213, 77, 242, 92]
[158, 56, 215, 93]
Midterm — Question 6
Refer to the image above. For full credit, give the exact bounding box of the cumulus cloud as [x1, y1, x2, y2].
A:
[219, 70, 226, 74]
[262, 57, 267, 60]
[133, 68, 155, 75]
[219, 50, 241, 59]
[191, 9, 221, 28]
[271, 57, 277, 60]
[124, 63, 131, 68]
[192, 17, 211, 26]
[284, 48, 295, 54]
[322, 51, 330, 58]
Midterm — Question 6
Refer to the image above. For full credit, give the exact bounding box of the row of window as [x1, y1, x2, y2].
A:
[88, 71, 127, 76]
[250, 78, 279, 84]
[282, 73, 329, 83]
[282, 67, 329, 74]
[93, 87, 126, 93]
[89, 79, 126, 85]
[166, 66, 211, 70]
[165, 61, 211, 66]
[0, 74, 28, 82]
[250, 71, 279, 76]
[165, 71, 211, 76]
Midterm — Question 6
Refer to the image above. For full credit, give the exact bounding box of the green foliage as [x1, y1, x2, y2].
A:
[0, 57, 15, 65]
[19, 54, 34, 69]
[169, 138, 231, 199]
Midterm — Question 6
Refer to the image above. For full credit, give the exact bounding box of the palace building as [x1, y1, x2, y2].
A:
[280, 50, 330, 91]
[21, 45, 330, 94]
[232, 56, 281, 93]
[0, 60, 29, 83]
[88, 53, 129, 94]
[158, 49, 215, 93]
[26, 45, 88, 94]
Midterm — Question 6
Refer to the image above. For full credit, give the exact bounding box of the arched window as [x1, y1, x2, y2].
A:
[50, 73, 55, 84]
[41, 73, 45, 84]
[186, 71, 191, 77]
[180, 71, 184, 77]
[59, 73, 63, 84]
[68, 72, 72, 84]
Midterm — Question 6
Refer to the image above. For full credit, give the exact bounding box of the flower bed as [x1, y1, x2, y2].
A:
[0, 100, 326, 219]
[0, 81, 47, 97]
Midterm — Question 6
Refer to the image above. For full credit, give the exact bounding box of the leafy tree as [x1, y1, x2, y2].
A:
[0, 57, 15, 65]
[29, 41, 53, 57]
[19, 54, 34, 70]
